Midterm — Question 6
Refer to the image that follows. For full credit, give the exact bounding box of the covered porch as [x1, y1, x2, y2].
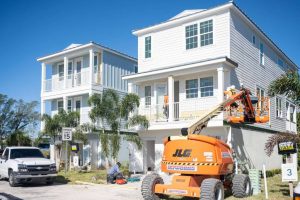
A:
[124, 57, 238, 128]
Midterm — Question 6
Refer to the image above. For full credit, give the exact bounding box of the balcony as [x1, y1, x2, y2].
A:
[43, 71, 90, 92]
[139, 98, 223, 126]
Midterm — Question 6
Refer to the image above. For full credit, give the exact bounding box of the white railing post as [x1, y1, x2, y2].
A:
[41, 63, 46, 93]
[217, 67, 225, 103]
[64, 56, 68, 89]
[168, 76, 174, 122]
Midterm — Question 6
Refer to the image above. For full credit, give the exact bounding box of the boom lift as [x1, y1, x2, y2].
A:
[141, 86, 269, 200]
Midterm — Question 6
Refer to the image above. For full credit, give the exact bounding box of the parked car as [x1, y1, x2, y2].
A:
[0, 146, 57, 187]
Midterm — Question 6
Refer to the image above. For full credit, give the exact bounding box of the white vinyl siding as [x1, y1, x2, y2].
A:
[137, 11, 230, 73]
[186, 79, 198, 99]
[275, 97, 282, 118]
[145, 36, 151, 58]
[200, 20, 213, 46]
[200, 77, 213, 97]
[185, 24, 198, 49]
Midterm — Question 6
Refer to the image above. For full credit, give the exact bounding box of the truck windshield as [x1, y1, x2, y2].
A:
[10, 149, 45, 159]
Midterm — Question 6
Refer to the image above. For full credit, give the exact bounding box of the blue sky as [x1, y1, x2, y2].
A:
[0, 0, 299, 103]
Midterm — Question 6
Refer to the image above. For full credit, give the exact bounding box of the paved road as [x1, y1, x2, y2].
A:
[0, 180, 143, 200]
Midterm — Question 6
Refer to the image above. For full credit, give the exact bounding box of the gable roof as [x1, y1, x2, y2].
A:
[37, 41, 137, 62]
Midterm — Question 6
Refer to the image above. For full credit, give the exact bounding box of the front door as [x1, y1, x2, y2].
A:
[74, 59, 82, 86]
[156, 83, 167, 121]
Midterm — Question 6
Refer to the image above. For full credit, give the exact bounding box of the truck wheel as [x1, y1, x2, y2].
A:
[232, 174, 251, 198]
[8, 171, 17, 187]
[141, 174, 164, 200]
[46, 180, 54, 185]
[200, 178, 224, 200]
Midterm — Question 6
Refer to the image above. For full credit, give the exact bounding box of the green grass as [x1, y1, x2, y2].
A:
[55, 170, 107, 184]
[226, 173, 295, 200]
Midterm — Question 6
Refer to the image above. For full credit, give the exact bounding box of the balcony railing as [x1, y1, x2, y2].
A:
[43, 71, 90, 92]
[139, 98, 220, 122]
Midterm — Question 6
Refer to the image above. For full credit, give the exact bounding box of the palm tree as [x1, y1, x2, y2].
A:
[41, 110, 88, 169]
[265, 70, 300, 156]
[88, 89, 149, 167]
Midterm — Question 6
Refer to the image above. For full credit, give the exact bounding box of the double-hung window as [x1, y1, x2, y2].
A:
[278, 58, 284, 70]
[276, 97, 282, 118]
[260, 43, 264, 65]
[200, 77, 213, 97]
[185, 24, 198, 49]
[145, 36, 151, 58]
[57, 100, 63, 111]
[58, 63, 64, 81]
[200, 20, 213, 46]
[186, 79, 198, 98]
[145, 86, 151, 106]
[67, 99, 72, 112]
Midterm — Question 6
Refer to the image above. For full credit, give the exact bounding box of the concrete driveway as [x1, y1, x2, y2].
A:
[0, 180, 143, 200]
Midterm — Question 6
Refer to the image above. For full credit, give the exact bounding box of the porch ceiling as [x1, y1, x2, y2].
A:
[123, 56, 237, 83]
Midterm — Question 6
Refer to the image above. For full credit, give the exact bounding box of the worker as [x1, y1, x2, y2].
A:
[107, 162, 122, 184]
[163, 95, 169, 118]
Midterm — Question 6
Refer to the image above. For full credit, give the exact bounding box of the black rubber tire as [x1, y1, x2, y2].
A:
[200, 178, 224, 200]
[46, 180, 54, 185]
[141, 173, 164, 200]
[8, 171, 17, 187]
[232, 174, 251, 198]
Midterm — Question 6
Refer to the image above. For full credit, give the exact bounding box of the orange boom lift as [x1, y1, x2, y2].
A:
[141, 86, 269, 200]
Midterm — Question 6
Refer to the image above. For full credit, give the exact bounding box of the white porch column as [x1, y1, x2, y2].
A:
[63, 96, 68, 111]
[41, 63, 46, 93]
[128, 82, 134, 93]
[217, 67, 225, 103]
[89, 49, 94, 85]
[64, 56, 68, 89]
[168, 76, 174, 122]
[41, 99, 46, 131]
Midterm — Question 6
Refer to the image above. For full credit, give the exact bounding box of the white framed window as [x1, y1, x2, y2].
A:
[186, 79, 198, 99]
[200, 77, 213, 97]
[278, 58, 284, 70]
[58, 63, 64, 80]
[286, 102, 296, 123]
[276, 97, 283, 118]
[94, 54, 98, 66]
[67, 99, 72, 112]
[145, 36, 151, 58]
[259, 42, 264, 65]
[252, 35, 256, 45]
[200, 20, 213, 47]
[145, 86, 151, 106]
[290, 104, 295, 122]
[57, 100, 63, 111]
[185, 24, 198, 49]
[68, 61, 73, 76]
[256, 86, 265, 111]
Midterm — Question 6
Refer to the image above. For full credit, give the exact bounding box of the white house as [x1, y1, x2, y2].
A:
[38, 42, 137, 168]
[124, 2, 298, 173]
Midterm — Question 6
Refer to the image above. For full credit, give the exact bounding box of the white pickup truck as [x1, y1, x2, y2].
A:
[0, 146, 57, 187]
